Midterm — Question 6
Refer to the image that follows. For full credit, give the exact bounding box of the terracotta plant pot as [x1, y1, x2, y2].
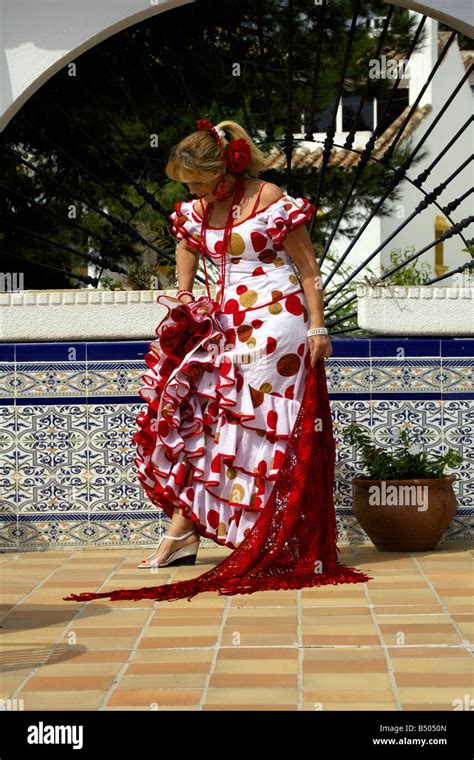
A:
[352, 474, 457, 552]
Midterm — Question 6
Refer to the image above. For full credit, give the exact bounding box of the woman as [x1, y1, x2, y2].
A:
[64, 119, 372, 605]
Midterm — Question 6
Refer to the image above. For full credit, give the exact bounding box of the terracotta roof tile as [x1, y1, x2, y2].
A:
[265, 104, 433, 172]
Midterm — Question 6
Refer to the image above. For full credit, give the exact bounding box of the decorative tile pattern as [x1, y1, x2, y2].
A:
[0, 339, 472, 551]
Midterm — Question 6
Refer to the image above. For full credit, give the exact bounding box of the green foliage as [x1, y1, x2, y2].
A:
[101, 262, 174, 291]
[461, 241, 474, 258]
[360, 245, 432, 287]
[342, 424, 463, 479]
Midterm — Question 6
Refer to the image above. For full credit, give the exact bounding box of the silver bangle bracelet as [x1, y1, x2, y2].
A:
[307, 327, 328, 337]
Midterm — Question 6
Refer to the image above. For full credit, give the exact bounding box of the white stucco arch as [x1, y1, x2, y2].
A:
[0, 0, 473, 131]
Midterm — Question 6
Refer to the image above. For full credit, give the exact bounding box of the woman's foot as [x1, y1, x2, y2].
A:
[138, 529, 200, 567]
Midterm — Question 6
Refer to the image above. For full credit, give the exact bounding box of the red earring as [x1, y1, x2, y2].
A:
[212, 176, 233, 200]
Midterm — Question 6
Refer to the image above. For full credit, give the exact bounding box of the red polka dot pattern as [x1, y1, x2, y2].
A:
[149, 193, 319, 548]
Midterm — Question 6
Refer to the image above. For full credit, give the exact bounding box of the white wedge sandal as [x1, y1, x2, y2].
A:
[137, 529, 200, 569]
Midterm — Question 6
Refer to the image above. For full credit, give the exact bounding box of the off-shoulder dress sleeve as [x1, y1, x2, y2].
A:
[168, 200, 201, 253]
[266, 195, 316, 249]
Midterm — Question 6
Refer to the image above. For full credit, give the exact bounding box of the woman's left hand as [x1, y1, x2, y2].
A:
[309, 335, 333, 366]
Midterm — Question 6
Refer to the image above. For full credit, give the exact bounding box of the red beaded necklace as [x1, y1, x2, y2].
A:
[199, 174, 247, 312]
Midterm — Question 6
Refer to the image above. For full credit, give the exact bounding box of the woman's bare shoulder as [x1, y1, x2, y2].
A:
[259, 181, 284, 205]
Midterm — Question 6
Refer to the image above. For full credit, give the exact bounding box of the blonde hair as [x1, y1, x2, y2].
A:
[165, 119, 268, 183]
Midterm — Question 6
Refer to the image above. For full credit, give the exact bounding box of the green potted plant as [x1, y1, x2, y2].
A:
[342, 425, 463, 551]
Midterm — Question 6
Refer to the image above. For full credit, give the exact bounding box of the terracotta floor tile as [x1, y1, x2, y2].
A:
[215, 647, 297, 659]
[152, 599, 227, 609]
[303, 689, 395, 703]
[303, 673, 392, 689]
[382, 632, 463, 645]
[213, 659, 298, 674]
[395, 673, 474, 687]
[131, 650, 214, 664]
[0, 668, 35, 680]
[220, 633, 296, 645]
[1, 618, 76, 630]
[400, 702, 461, 710]
[376, 614, 452, 623]
[149, 616, 224, 626]
[301, 588, 366, 598]
[47, 650, 129, 664]
[369, 591, 439, 603]
[454, 622, 474, 638]
[228, 596, 297, 606]
[21, 675, 114, 691]
[126, 662, 210, 675]
[204, 688, 297, 705]
[16, 691, 105, 709]
[103, 705, 170, 711]
[202, 704, 296, 711]
[138, 636, 217, 648]
[440, 602, 473, 613]
[57, 626, 144, 638]
[391, 659, 473, 673]
[118, 674, 207, 689]
[223, 625, 296, 635]
[107, 689, 201, 706]
[304, 661, 387, 673]
[302, 634, 381, 645]
[209, 673, 296, 688]
[140, 625, 220, 636]
[379, 623, 457, 633]
[302, 607, 373, 617]
[35, 663, 124, 676]
[375, 605, 443, 614]
[386, 646, 471, 658]
[224, 609, 296, 619]
[73, 613, 150, 626]
[0, 676, 31, 696]
[301, 599, 368, 608]
[397, 687, 472, 704]
[430, 597, 472, 606]
[301, 702, 396, 711]
[0, 630, 67, 642]
[56, 637, 136, 649]
[302, 623, 378, 634]
[303, 648, 386, 661]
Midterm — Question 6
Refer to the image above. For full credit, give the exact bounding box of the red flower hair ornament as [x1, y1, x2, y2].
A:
[196, 119, 251, 174]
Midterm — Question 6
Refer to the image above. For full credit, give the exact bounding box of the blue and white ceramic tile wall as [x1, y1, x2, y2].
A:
[0, 338, 472, 551]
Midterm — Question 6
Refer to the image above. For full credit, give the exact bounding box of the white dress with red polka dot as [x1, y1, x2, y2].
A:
[134, 191, 316, 549]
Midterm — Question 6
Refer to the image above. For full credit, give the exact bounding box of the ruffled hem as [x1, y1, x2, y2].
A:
[266, 196, 316, 249]
[132, 293, 305, 549]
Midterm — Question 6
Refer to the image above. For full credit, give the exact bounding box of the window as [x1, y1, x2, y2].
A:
[342, 93, 374, 132]
[376, 87, 409, 134]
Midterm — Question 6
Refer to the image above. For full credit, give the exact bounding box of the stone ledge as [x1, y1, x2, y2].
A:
[0, 288, 209, 306]
[357, 285, 474, 336]
[356, 286, 473, 299]
[0, 288, 211, 341]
